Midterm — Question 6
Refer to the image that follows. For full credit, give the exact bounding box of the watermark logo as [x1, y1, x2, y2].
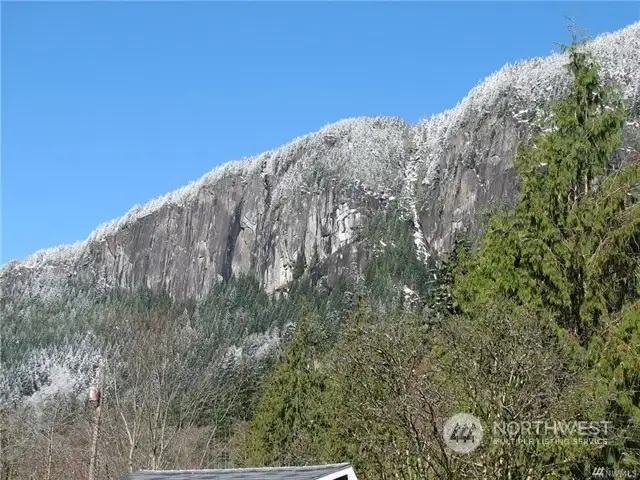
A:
[442, 412, 483, 453]
[494, 420, 611, 437]
[442, 414, 612, 454]
[591, 466, 639, 479]
[492, 420, 611, 448]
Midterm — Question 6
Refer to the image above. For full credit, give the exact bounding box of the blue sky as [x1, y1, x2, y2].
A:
[2, 2, 638, 264]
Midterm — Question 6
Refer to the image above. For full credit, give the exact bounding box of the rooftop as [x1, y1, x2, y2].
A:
[117, 463, 357, 480]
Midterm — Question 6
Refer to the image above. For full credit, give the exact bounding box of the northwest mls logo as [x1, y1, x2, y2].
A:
[442, 413, 483, 453]
[591, 466, 640, 478]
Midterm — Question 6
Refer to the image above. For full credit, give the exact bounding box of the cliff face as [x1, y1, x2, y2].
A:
[2, 23, 640, 302]
[2, 118, 409, 301]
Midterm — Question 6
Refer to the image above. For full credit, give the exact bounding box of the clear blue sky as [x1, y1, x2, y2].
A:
[2, 2, 638, 264]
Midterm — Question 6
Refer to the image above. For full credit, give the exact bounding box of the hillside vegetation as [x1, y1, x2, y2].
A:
[1, 36, 639, 480]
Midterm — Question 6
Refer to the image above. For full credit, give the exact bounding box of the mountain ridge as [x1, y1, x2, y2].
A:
[2, 21, 639, 301]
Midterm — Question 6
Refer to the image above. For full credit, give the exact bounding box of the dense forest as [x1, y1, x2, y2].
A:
[1, 38, 639, 479]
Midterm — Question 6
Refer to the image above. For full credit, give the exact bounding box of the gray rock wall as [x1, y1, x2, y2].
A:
[2, 22, 639, 302]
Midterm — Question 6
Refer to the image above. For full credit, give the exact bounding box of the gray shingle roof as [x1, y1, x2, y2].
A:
[118, 463, 353, 480]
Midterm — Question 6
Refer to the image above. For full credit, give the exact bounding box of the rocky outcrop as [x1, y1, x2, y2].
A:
[2, 22, 639, 302]
[2, 119, 409, 301]
[412, 23, 640, 254]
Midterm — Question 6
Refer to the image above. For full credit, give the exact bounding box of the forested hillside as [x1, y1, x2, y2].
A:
[242, 40, 640, 479]
[1, 33, 639, 480]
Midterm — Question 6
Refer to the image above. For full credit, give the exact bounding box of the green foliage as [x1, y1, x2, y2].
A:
[320, 302, 432, 479]
[362, 206, 436, 309]
[245, 303, 328, 467]
[449, 36, 640, 473]
[431, 301, 611, 478]
[588, 300, 640, 468]
[429, 234, 472, 315]
[451, 39, 634, 340]
[314, 297, 609, 479]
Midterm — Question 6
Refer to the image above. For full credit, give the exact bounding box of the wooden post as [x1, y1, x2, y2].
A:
[88, 359, 104, 480]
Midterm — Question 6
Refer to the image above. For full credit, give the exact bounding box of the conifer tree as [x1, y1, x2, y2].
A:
[245, 302, 326, 467]
[451, 37, 635, 341]
[450, 35, 640, 471]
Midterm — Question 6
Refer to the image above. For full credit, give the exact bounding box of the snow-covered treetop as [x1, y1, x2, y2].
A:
[414, 22, 640, 185]
[3, 21, 639, 274]
[0, 333, 100, 411]
[3, 117, 408, 272]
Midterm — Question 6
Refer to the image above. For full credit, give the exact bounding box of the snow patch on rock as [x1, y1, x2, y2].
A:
[401, 154, 430, 264]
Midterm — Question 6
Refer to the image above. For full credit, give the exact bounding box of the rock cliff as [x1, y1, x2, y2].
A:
[2, 22, 639, 302]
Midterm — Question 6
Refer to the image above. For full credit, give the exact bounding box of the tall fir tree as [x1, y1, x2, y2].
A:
[450, 36, 640, 471]
[245, 301, 327, 467]
[451, 37, 634, 341]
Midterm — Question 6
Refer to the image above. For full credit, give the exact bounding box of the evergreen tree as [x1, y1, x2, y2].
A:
[293, 251, 307, 281]
[245, 302, 327, 467]
[451, 38, 634, 341]
[450, 36, 640, 471]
